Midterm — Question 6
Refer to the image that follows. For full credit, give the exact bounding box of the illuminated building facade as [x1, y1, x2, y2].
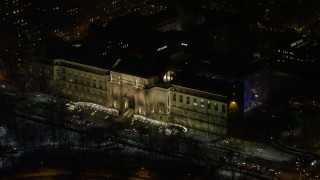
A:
[30, 8, 270, 137]
[32, 58, 108, 105]
[105, 60, 233, 136]
[53, 59, 108, 105]
[32, 51, 268, 137]
[31, 9, 268, 137]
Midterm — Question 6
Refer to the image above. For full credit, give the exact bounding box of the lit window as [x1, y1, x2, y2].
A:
[193, 98, 197, 106]
[200, 99, 204, 107]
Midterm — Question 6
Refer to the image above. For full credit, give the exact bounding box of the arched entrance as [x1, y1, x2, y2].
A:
[124, 91, 135, 109]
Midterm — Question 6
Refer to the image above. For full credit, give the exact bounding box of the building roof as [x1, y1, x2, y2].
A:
[171, 53, 264, 95]
[172, 72, 233, 96]
[111, 54, 170, 78]
[40, 36, 117, 70]
[177, 52, 263, 79]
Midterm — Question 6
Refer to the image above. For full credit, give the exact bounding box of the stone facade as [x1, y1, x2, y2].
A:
[33, 58, 248, 137]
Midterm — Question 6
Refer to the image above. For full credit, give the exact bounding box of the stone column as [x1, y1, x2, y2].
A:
[134, 89, 139, 114]
[119, 84, 123, 111]
[143, 90, 147, 116]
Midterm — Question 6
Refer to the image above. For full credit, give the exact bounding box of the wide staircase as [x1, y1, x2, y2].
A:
[122, 108, 135, 118]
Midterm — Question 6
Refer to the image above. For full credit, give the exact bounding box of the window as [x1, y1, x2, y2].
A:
[62, 68, 65, 74]
[193, 98, 197, 106]
[179, 95, 183, 103]
[87, 78, 90, 86]
[200, 99, 204, 108]
[80, 77, 84, 84]
[173, 94, 176, 101]
[99, 81, 102, 89]
[187, 97, 190, 104]
[208, 101, 211, 109]
[214, 103, 218, 111]
[222, 105, 226, 113]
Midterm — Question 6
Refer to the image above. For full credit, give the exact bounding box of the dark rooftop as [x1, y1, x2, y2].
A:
[111, 54, 170, 78]
[171, 53, 264, 94]
[172, 71, 233, 96]
[39, 36, 117, 69]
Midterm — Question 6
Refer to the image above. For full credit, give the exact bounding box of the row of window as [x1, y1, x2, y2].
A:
[62, 68, 104, 79]
[63, 89, 103, 103]
[57, 63, 106, 75]
[172, 94, 226, 112]
[61, 82, 105, 96]
[62, 76, 105, 89]
[60, 68, 105, 89]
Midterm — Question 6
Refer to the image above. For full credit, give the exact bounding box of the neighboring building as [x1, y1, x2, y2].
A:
[0, 0, 33, 50]
[78, 0, 127, 25]
[126, 0, 167, 16]
[275, 37, 319, 64]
